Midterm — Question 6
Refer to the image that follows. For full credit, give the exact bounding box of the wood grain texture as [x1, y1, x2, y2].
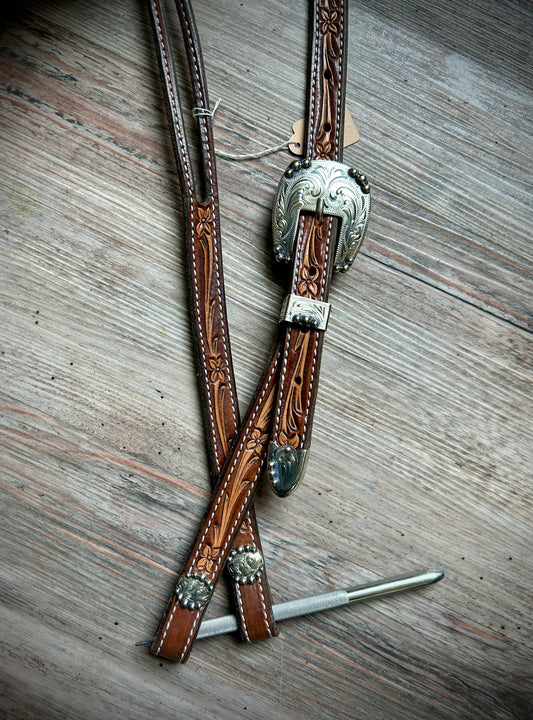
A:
[0, 0, 531, 718]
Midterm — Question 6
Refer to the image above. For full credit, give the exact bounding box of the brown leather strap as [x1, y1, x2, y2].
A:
[148, 0, 277, 644]
[267, 216, 336, 496]
[268, 0, 347, 496]
[152, 344, 281, 661]
[151, 0, 351, 662]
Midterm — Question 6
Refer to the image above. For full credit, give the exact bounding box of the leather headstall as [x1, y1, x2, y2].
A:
[147, 0, 371, 662]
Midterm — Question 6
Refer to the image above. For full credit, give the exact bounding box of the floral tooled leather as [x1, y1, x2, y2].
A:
[310, 0, 345, 162]
[152, 346, 281, 661]
[270, 0, 347, 469]
[151, 0, 349, 661]
[149, 0, 278, 657]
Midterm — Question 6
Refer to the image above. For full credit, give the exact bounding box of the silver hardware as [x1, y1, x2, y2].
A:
[279, 294, 331, 330]
[136, 569, 444, 645]
[272, 159, 371, 272]
[267, 441, 308, 497]
[176, 572, 213, 609]
[227, 545, 264, 584]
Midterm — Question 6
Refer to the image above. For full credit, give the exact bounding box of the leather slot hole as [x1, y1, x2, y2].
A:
[295, 375, 302, 385]
[324, 69, 332, 80]
[323, 122, 331, 132]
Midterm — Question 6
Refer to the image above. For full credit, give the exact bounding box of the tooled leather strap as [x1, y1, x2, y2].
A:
[152, 345, 282, 661]
[148, 0, 277, 643]
[151, 0, 352, 662]
[266, 0, 348, 497]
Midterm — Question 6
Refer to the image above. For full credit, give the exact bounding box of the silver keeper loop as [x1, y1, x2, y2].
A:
[279, 294, 331, 331]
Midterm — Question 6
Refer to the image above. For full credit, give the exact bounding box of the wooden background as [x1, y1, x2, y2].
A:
[1, 1, 531, 718]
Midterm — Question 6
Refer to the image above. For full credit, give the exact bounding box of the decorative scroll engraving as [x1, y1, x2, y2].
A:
[272, 160, 371, 273]
[227, 545, 264, 585]
[176, 573, 213, 609]
[267, 441, 308, 498]
[280, 294, 331, 330]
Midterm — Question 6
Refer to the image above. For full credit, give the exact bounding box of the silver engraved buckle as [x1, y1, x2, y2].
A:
[272, 159, 371, 272]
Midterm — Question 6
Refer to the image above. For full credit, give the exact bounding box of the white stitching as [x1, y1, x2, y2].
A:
[179, 608, 202, 661]
[154, 0, 239, 461]
[190, 354, 279, 569]
[150, 2, 194, 195]
[290, 211, 308, 296]
[273, 212, 305, 439]
[307, 5, 320, 158]
[154, 0, 346, 660]
[157, 288, 279, 662]
[210, 210, 240, 433]
[302, 216, 333, 444]
[176, 359, 278, 658]
[235, 585, 250, 642]
[189, 205, 220, 469]
[248, 522, 274, 638]
[301, 331, 319, 446]
[275, 0, 346, 443]
[274, 326, 291, 437]
[152, 1, 221, 466]
[178, 0, 240, 434]
[336, 2, 344, 163]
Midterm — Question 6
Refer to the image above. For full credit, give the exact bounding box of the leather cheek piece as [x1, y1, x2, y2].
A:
[189, 198, 278, 642]
[148, 0, 278, 646]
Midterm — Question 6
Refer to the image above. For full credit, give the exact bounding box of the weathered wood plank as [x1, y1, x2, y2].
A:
[0, 0, 531, 718]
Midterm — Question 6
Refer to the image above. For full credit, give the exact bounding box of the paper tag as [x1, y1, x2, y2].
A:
[288, 108, 360, 155]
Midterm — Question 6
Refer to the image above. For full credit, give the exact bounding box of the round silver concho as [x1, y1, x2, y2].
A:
[227, 545, 264, 585]
[175, 572, 213, 609]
